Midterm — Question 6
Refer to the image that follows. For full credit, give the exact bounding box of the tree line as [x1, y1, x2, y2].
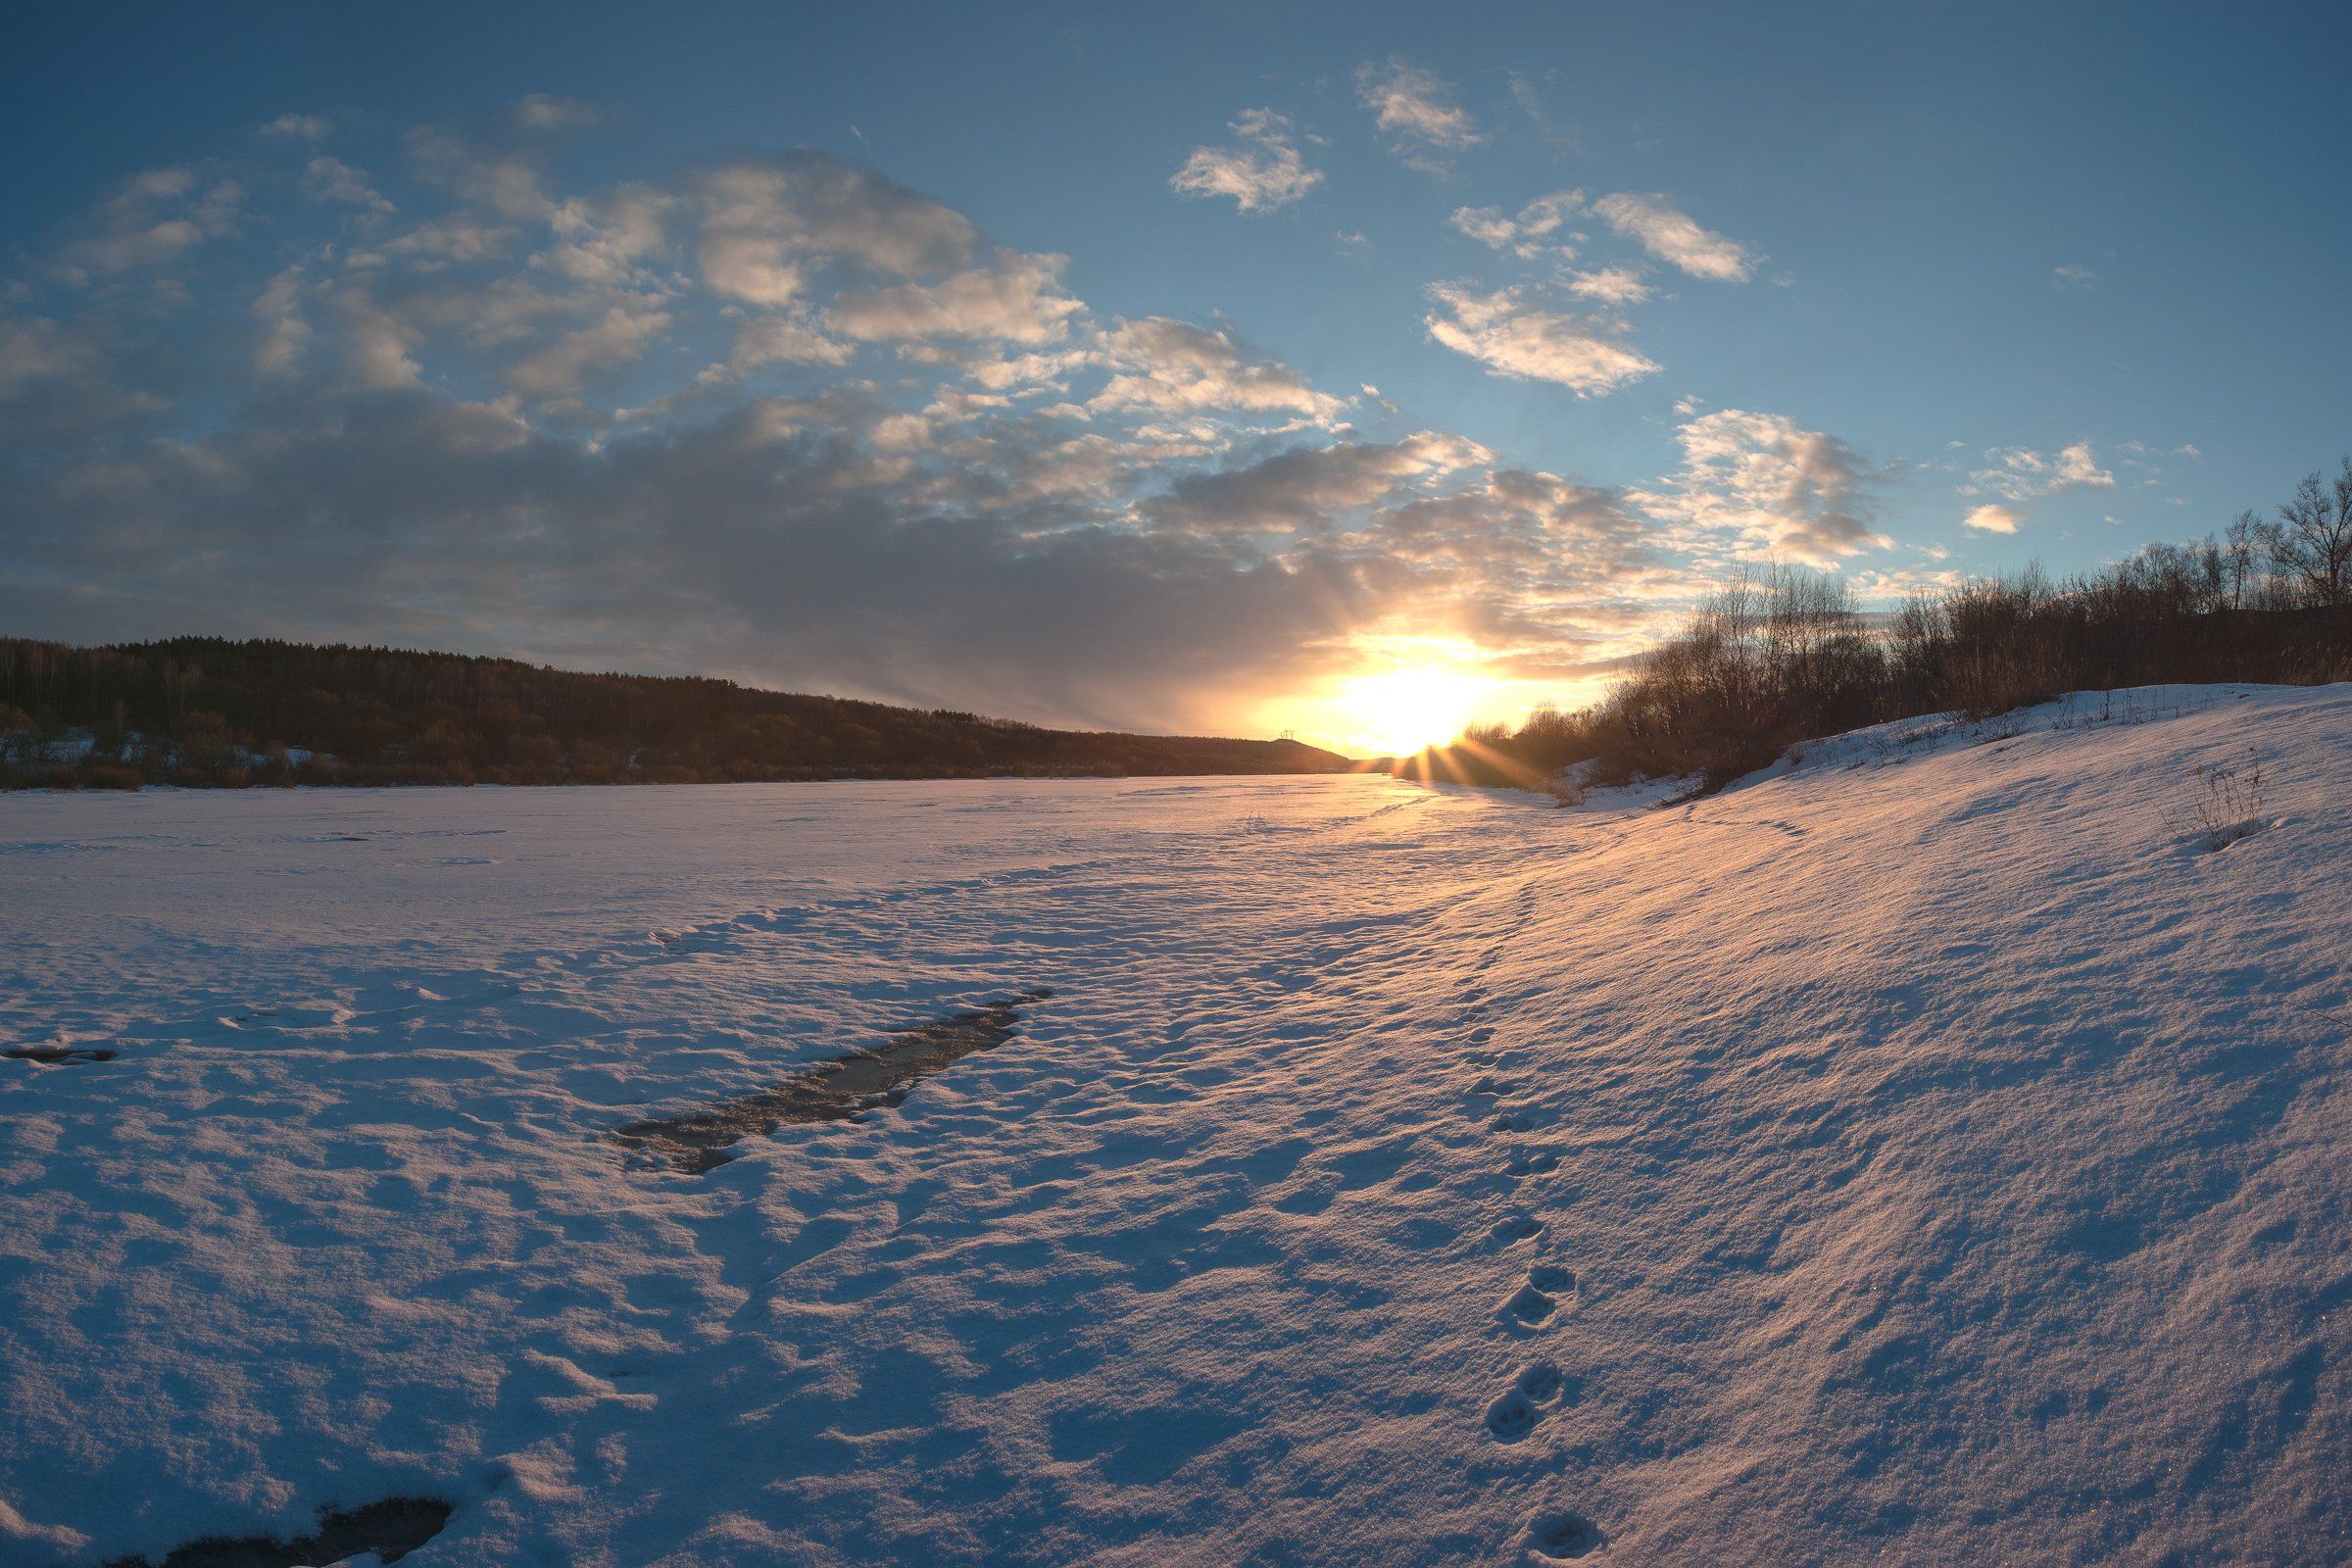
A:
[0, 637, 1348, 790]
[1429, 457, 2352, 793]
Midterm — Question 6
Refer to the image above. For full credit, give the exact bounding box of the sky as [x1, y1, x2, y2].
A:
[3, 2, 2348, 754]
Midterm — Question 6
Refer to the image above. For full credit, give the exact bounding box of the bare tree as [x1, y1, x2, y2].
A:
[2268, 458, 2352, 609]
[2224, 509, 2265, 609]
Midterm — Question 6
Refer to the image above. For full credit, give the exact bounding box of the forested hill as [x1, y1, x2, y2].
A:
[0, 637, 1351, 789]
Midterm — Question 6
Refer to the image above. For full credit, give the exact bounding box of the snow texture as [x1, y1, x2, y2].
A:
[3, 684, 2350, 1565]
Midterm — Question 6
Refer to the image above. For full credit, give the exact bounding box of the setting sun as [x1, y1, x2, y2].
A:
[1336, 666, 1492, 757]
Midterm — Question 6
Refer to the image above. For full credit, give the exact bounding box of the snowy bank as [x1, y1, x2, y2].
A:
[3, 685, 2350, 1565]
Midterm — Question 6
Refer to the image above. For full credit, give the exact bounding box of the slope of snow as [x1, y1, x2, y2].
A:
[3, 685, 2349, 1566]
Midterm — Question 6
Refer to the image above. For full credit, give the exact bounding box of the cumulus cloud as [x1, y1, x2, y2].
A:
[301, 156, 395, 215]
[1, 109, 1690, 732]
[729, 314, 855, 371]
[1963, 503, 2021, 534]
[691, 156, 975, 314]
[1566, 268, 1650, 305]
[1092, 318, 1345, 419]
[1423, 283, 1658, 395]
[1170, 109, 1322, 213]
[1357, 61, 1484, 165]
[1447, 191, 1580, 258]
[1591, 192, 1751, 282]
[57, 167, 242, 276]
[1144, 432, 1491, 533]
[826, 252, 1083, 346]
[261, 113, 331, 141]
[505, 301, 672, 397]
[1634, 409, 1891, 565]
[1967, 441, 2116, 502]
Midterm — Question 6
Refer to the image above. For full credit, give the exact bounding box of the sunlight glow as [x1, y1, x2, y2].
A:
[1335, 665, 1494, 757]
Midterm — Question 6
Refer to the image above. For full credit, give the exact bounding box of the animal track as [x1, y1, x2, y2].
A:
[1489, 1210, 1544, 1247]
[1526, 1509, 1602, 1559]
[1500, 1264, 1576, 1327]
[1484, 1359, 1571, 1444]
[1502, 1149, 1558, 1178]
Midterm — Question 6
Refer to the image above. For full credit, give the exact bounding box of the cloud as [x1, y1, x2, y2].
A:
[1633, 409, 1890, 565]
[1447, 191, 1580, 258]
[1357, 61, 1484, 164]
[57, 167, 242, 276]
[729, 314, 855, 371]
[1091, 318, 1345, 419]
[695, 155, 977, 306]
[1566, 268, 1650, 305]
[0, 123, 1689, 735]
[1591, 193, 1751, 281]
[261, 114, 331, 141]
[826, 252, 1083, 346]
[1144, 432, 1491, 533]
[505, 301, 672, 397]
[1170, 109, 1322, 213]
[301, 156, 395, 216]
[1423, 283, 1658, 395]
[1963, 503, 2021, 534]
[2052, 264, 2097, 289]
[1966, 441, 2116, 502]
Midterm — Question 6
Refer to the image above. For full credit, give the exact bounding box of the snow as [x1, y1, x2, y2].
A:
[4, 684, 2351, 1566]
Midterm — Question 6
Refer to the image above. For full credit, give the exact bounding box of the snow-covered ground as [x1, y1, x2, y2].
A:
[5, 684, 2350, 1566]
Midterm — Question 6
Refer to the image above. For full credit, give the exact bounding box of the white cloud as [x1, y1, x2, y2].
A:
[60, 168, 242, 276]
[695, 155, 977, 306]
[1447, 191, 1580, 259]
[826, 252, 1084, 346]
[1170, 109, 1322, 213]
[1967, 441, 2116, 502]
[1963, 503, 2021, 534]
[251, 268, 315, 376]
[505, 301, 672, 397]
[731, 314, 855, 371]
[1357, 61, 1484, 163]
[1567, 268, 1651, 305]
[1423, 283, 1657, 396]
[261, 114, 331, 141]
[1634, 409, 1890, 565]
[0, 317, 84, 390]
[1591, 193, 1751, 282]
[1090, 318, 1345, 419]
[2052, 264, 2097, 289]
[302, 156, 394, 215]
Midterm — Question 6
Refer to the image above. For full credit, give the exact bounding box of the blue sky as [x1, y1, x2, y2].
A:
[4, 1, 2347, 750]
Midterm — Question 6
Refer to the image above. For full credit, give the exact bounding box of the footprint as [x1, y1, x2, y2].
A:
[1526, 1509, 1602, 1559]
[1484, 1360, 1569, 1444]
[1500, 1263, 1578, 1326]
[1490, 1108, 1545, 1133]
[1485, 1388, 1541, 1443]
[1489, 1211, 1544, 1247]
[1502, 1150, 1559, 1178]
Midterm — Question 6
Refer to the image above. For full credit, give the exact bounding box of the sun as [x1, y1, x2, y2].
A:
[1337, 666, 1492, 757]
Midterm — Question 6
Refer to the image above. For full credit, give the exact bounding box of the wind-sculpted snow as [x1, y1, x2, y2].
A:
[4, 686, 2351, 1565]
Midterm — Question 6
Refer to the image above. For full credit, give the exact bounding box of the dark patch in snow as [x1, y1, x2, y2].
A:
[92, 1496, 452, 1568]
[1525, 1508, 1603, 1558]
[612, 988, 1054, 1174]
[1486, 1360, 1577, 1444]
[4, 1045, 117, 1064]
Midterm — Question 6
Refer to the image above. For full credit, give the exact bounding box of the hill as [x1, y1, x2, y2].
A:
[0, 636, 1349, 788]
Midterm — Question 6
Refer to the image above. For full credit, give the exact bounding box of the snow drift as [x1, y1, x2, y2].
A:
[2, 684, 2348, 1565]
